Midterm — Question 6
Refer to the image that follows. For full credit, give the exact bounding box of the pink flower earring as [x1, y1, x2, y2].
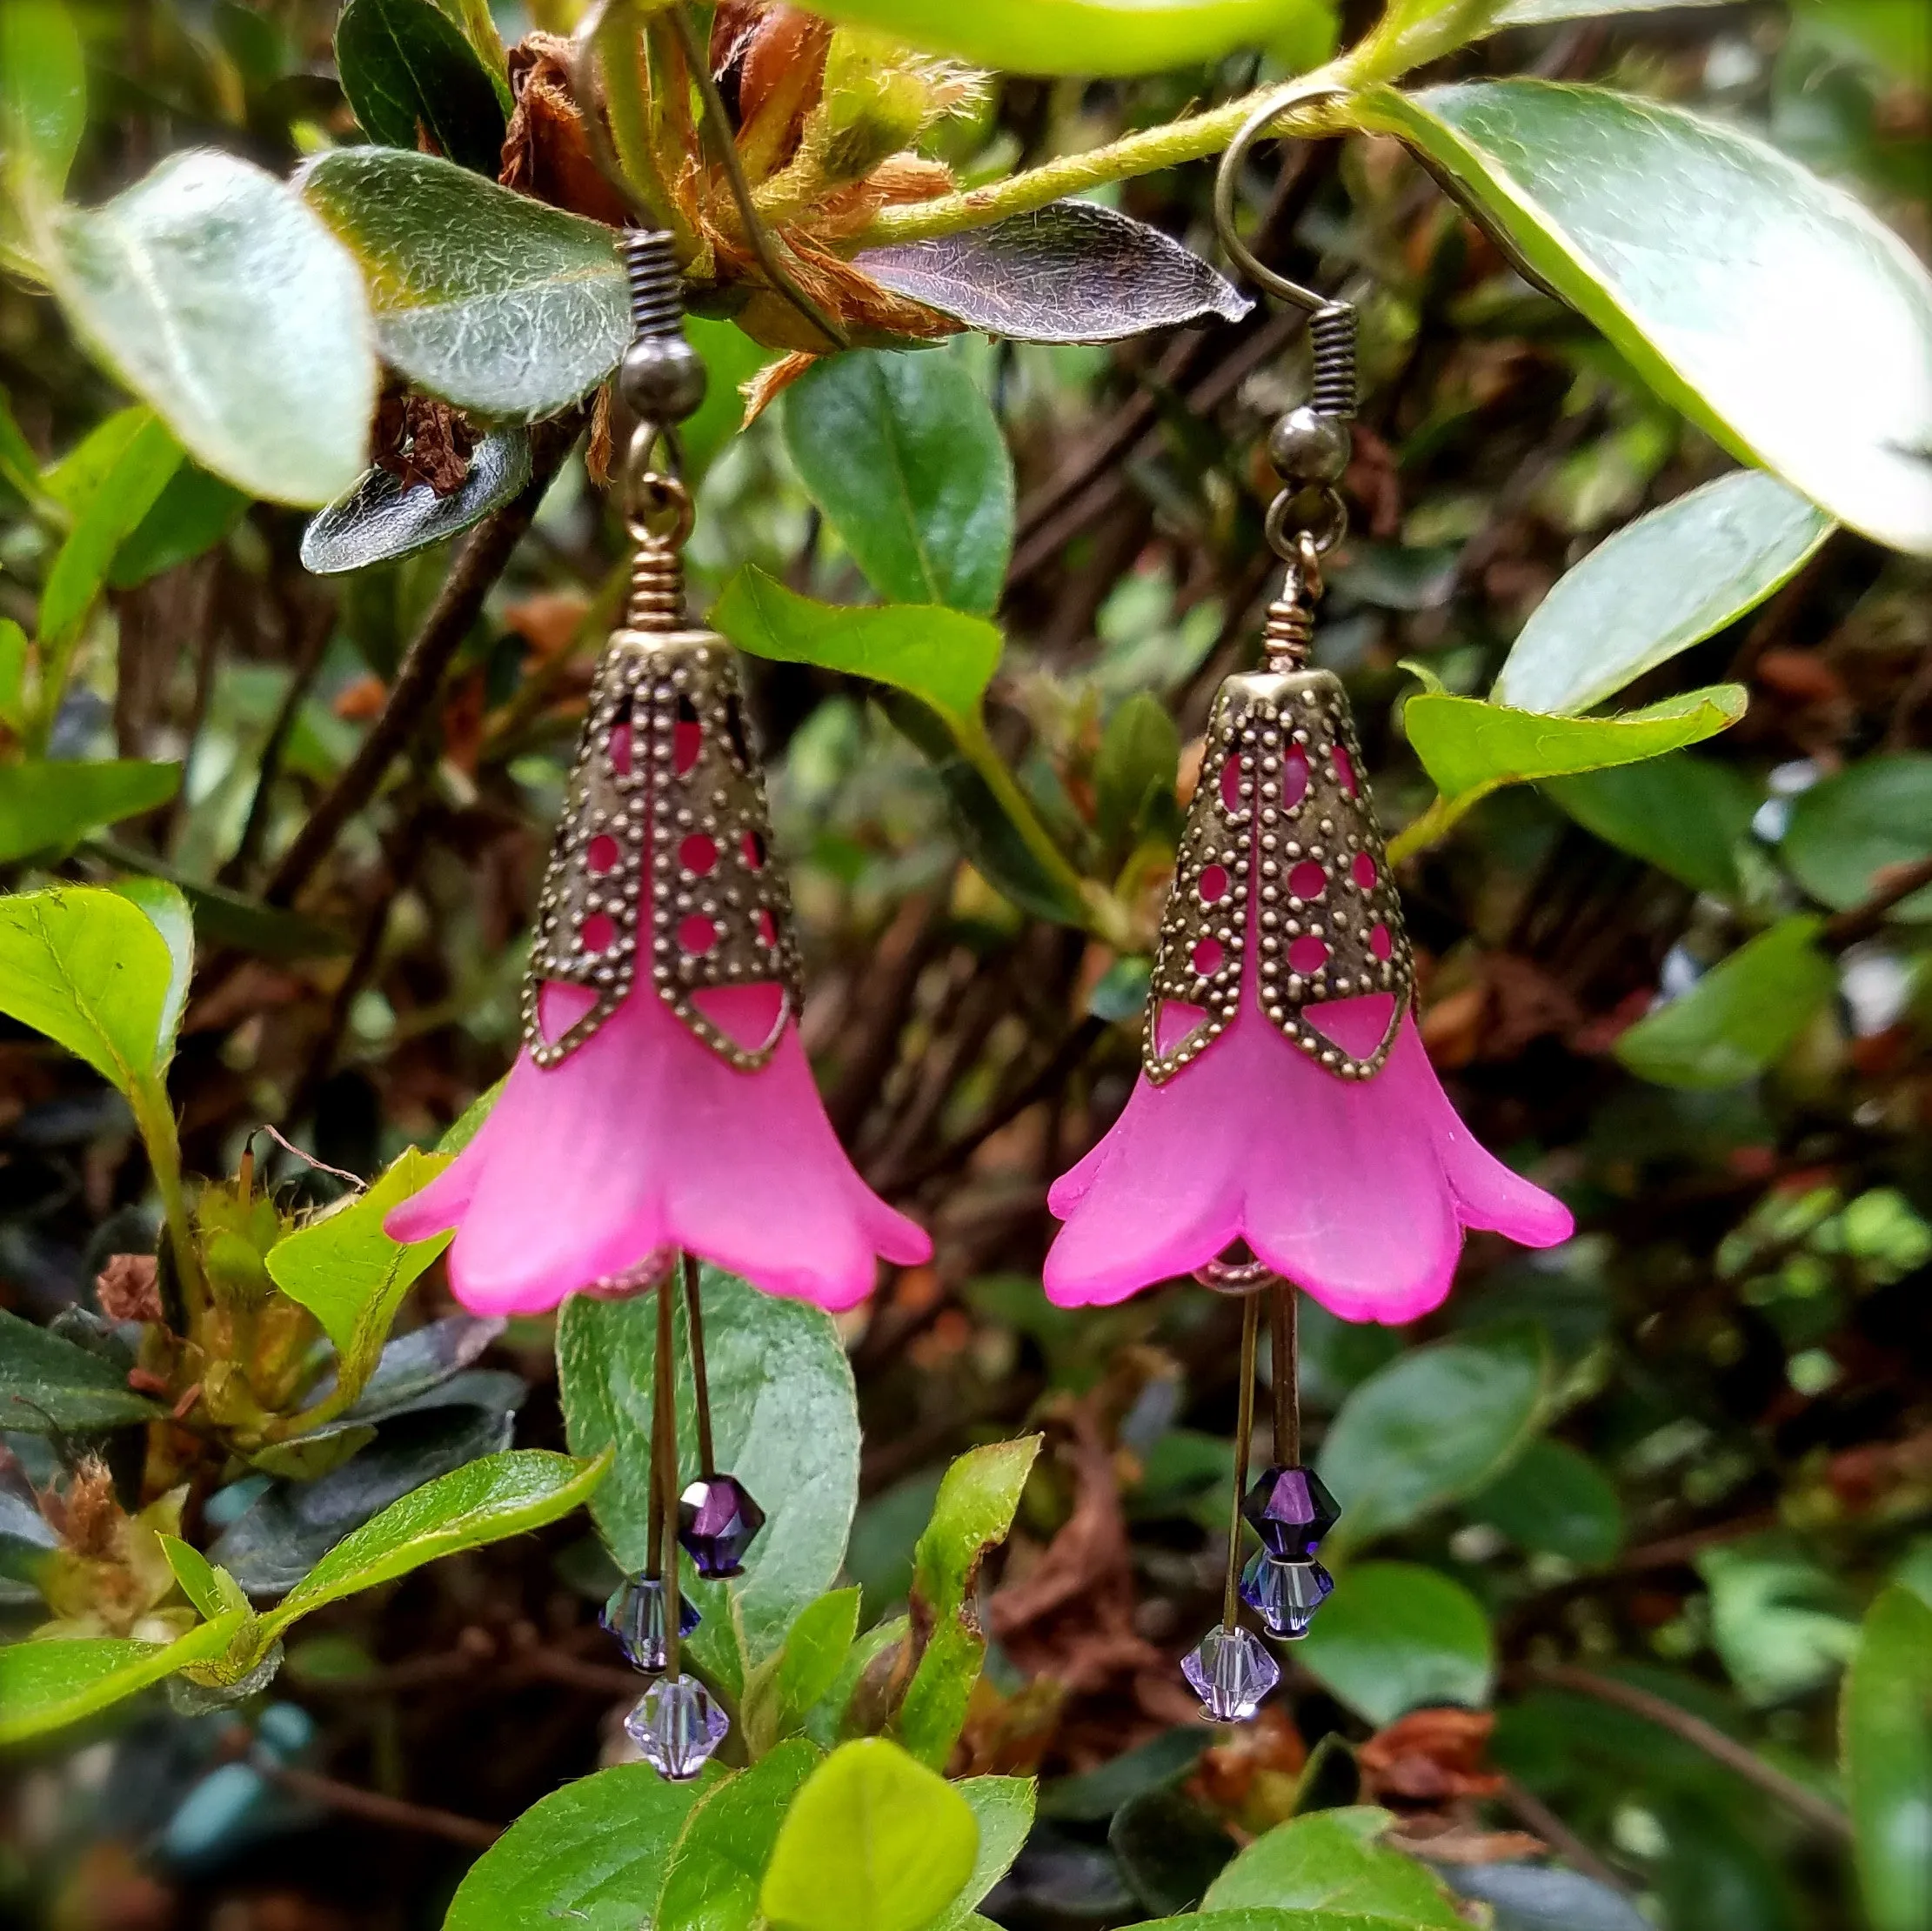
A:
[1043, 90, 1572, 1721]
[387, 234, 932, 1777]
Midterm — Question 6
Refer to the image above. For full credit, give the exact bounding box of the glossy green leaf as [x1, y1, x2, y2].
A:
[772, 1587, 863, 1734]
[937, 1778, 1036, 1929]
[1318, 1325, 1550, 1550]
[0, 618, 28, 735]
[301, 429, 531, 576]
[1614, 915, 1835, 1090]
[37, 411, 184, 655]
[299, 147, 625, 419]
[1468, 1437, 1623, 1565]
[783, 350, 1013, 614]
[685, 317, 770, 484]
[262, 1447, 608, 1636]
[1364, 80, 1932, 554]
[443, 1761, 719, 1931]
[657, 1740, 823, 1931]
[0, 0, 85, 196]
[1299, 1563, 1496, 1727]
[775, 0, 1328, 76]
[1203, 1807, 1467, 1924]
[558, 1267, 861, 1694]
[1111, 1786, 1237, 1915]
[264, 1147, 455, 1404]
[38, 150, 377, 505]
[1543, 754, 1757, 898]
[715, 570, 1003, 732]
[898, 1434, 1043, 1767]
[0, 1305, 165, 1433]
[1782, 754, 1932, 920]
[0, 882, 188, 1092]
[0, 761, 180, 865]
[158, 1533, 247, 1620]
[335, 0, 508, 177]
[1493, 471, 1832, 715]
[109, 462, 250, 588]
[1405, 685, 1747, 807]
[1096, 692, 1181, 859]
[0, 1611, 249, 1744]
[1843, 1586, 1932, 1931]
[759, 1737, 980, 1931]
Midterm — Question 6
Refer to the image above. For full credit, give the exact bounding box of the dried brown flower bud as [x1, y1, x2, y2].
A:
[95, 1253, 162, 1325]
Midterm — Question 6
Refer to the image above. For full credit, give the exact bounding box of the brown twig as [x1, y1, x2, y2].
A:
[259, 1762, 502, 1849]
[1518, 1664, 1852, 1842]
[1824, 852, 1932, 952]
[1496, 1777, 1630, 1894]
[263, 411, 585, 909]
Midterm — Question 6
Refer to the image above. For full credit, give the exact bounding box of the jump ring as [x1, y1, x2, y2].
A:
[1265, 484, 1347, 561]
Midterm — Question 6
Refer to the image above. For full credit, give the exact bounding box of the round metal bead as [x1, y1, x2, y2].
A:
[1267, 404, 1352, 483]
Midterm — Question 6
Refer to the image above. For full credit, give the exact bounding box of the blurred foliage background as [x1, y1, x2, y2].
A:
[2, 0, 1930, 1928]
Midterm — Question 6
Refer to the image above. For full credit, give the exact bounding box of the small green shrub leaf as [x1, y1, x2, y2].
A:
[1364, 81, 1932, 554]
[1782, 754, 1932, 920]
[1843, 1585, 1932, 1931]
[1494, 471, 1832, 715]
[1467, 1438, 1624, 1566]
[1203, 1806, 1467, 1923]
[0, 760, 180, 866]
[300, 429, 531, 576]
[265, 1147, 455, 1405]
[1, 0, 86, 197]
[783, 349, 1014, 613]
[0, 1306, 166, 1433]
[335, 0, 508, 177]
[0, 1611, 250, 1745]
[1299, 1563, 1496, 1727]
[1614, 916, 1836, 1090]
[298, 147, 625, 419]
[1543, 754, 1757, 898]
[759, 1737, 981, 1931]
[657, 1741, 823, 1931]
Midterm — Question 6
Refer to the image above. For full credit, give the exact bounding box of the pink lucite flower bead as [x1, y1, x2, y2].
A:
[1045, 991, 1572, 1326]
[385, 979, 930, 1316]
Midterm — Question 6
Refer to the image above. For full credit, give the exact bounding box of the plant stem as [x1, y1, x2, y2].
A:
[1384, 789, 1475, 867]
[132, 1079, 206, 1320]
[953, 712, 1129, 946]
[589, 0, 692, 245]
[854, 64, 1355, 249]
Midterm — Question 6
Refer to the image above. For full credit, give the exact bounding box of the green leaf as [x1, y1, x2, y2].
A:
[685, 318, 771, 484]
[1843, 1586, 1932, 1931]
[782, 351, 1014, 615]
[0, 761, 180, 865]
[719, 571, 1003, 737]
[1782, 754, 1932, 921]
[657, 1741, 824, 1931]
[1493, 471, 1833, 715]
[261, 1447, 608, 1638]
[1362, 80, 1932, 555]
[759, 1737, 981, 1931]
[1203, 1807, 1467, 1924]
[37, 150, 377, 505]
[937, 1778, 1036, 1929]
[1130, 1909, 1454, 1930]
[1096, 692, 1181, 859]
[766, 0, 1329, 76]
[301, 428, 531, 576]
[264, 1147, 455, 1405]
[1299, 1563, 1496, 1727]
[772, 1587, 863, 1735]
[0, 882, 188, 1092]
[158, 1533, 247, 1620]
[109, 463, 251, 589]
[37, 411, 184, 655]
[1614, 915, 1835, 1090]
[1467, 1437, 1623, 1566]
[0, 1611, 250, 1745]
[0, 618, 28, 735]
[298, 147, 625, 420]
[0, 0, 85, 196]
[1404, 685, 1747, 809]
[898, 1434, 1043, 1768]
[1318, 1325, 1550, 1551]
[0, 1306, 165, 1433]
[558, 1267, 861, 1694]
[1493, 0, 1731, 23]
[335, 0, 508, 177]
[443, 1761, 720, 1931]
[1543, 754, 1757, 899]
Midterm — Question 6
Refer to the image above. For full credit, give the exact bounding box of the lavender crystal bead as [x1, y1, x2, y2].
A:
[601, 1575, 701, 1674]
[677, 1473, 765, 1579]
[625, 1674, 728, 1781]
[1181, 1623, 1280, 1722]
[1241, 1464, 1340, 1560]
[1240, 1551, 1334, 1639]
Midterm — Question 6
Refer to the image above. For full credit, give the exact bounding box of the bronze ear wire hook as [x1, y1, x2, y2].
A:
[1211, 77, 1352, 317]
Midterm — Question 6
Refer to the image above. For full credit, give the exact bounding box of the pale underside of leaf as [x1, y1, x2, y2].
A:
[857, 200, 1251, 343]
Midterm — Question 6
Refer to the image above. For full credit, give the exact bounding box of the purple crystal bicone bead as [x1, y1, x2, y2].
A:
[1240, 1464, 1340, 1560]
[677, 1473, 765, 1579]
[625, 1674, 728, 1781]
[1181, 1623, 1280, 1722]
[1240, 1552, 1334, 1640]
[601, 1575, 702, 1674]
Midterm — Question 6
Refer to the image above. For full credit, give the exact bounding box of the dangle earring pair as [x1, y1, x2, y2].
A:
[1041, 90, 1573, 1721]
